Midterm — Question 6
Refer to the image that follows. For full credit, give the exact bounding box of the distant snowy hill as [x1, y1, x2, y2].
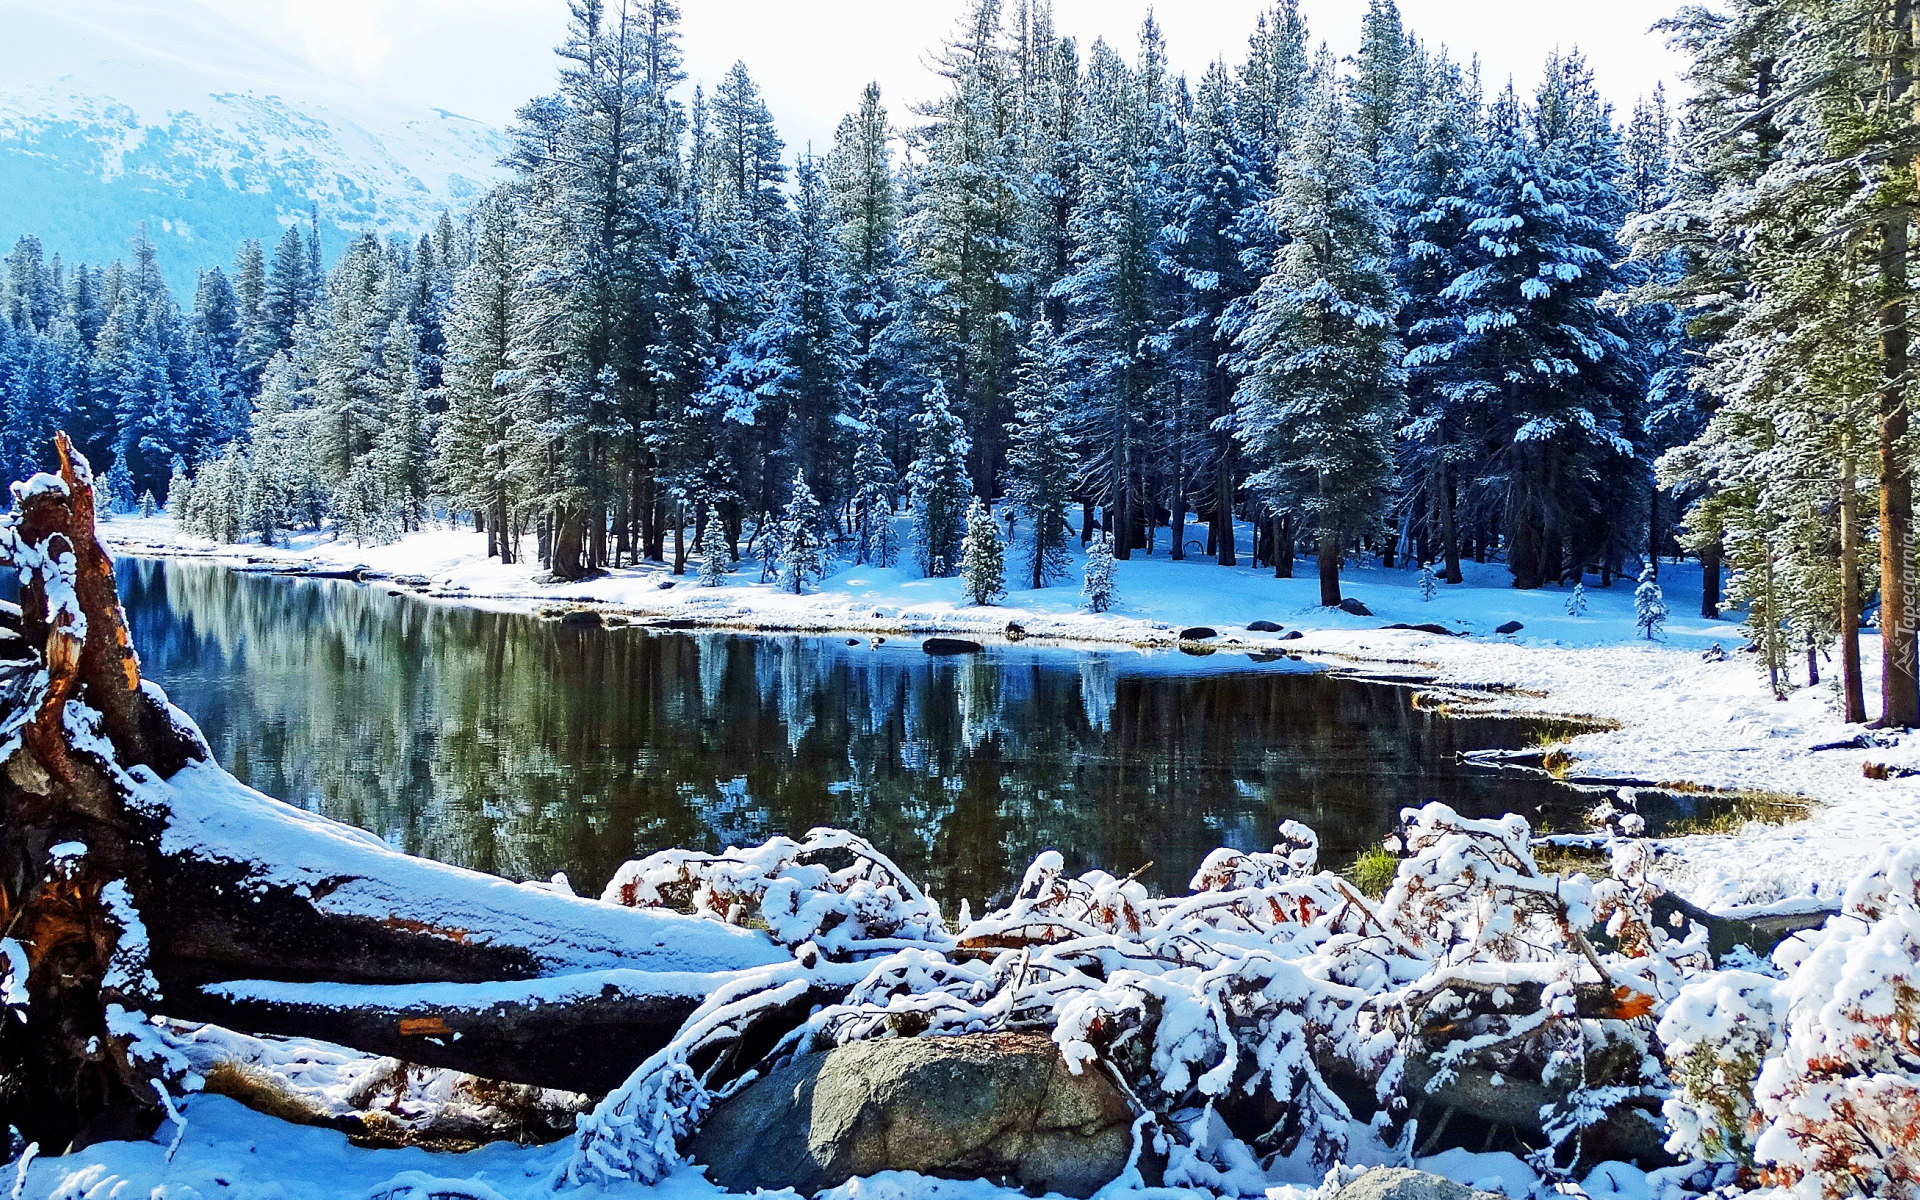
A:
[0, 0, 511, 292]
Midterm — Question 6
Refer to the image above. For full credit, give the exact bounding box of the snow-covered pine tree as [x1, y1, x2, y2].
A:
[908, 0, 1022, 494]
[849, 408, 899, 567]
[1419, 561, 1438, 602]
[1634, 565, 1667, 640]
[698, 505, 730, 587]
[907, 383, 972, 577]
[778, 470, 829, 595]
[1004, 318, 1075, 588]
[1058, 25, 1174, 560]
[1083, 531, 1118, 613]
[375, 317, 430, 533]
[1395, 50, 1482, 586]
[1166, 60, 1261, 568]
[165, 455, 190, 514]
[959, 497, 1006, 605]
[1567, 582, 1588, 617]
[137, 490, 155, 519]
[437, 196, 522, 563]
[102, 454, 135, 515]
[1232, 57, 1404, 607]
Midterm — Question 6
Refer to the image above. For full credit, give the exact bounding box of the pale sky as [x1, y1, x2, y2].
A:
[197, 0, 1689, 156]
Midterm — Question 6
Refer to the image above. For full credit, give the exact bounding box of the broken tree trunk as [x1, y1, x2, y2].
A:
[0, 435, 785, 1152]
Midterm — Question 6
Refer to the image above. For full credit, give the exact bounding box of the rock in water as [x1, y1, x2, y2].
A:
[1337, 598, 1372, 616]
[922, 637, 985, 656]
[690, 1033, 1134, 1197]
[560, 609, 603, 628]
[1247, 620, 1284, 633]
[1494, 620, 1524, 635]
[1178, 626, 1218, 641]
[1004, 621, 1028, 642]
[1332, 1168, 1504, 1200]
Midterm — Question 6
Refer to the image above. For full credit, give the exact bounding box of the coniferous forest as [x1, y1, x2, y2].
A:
[0, 0, 1915, 719]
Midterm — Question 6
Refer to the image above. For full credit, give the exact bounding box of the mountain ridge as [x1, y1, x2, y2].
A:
[0, 0, 511, 291]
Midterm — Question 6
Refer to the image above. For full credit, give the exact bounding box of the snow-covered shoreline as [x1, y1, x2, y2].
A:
[99, 514, 1910, 915]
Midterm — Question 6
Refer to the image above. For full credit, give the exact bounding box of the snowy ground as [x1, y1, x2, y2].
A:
[98, 512, 1908, 916]
[18, 1092, 1640, 1200]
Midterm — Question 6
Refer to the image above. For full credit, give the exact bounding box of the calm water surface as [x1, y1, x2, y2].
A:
[112, 557, 1584, 908]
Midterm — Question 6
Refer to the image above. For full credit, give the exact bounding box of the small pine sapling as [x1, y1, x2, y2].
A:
[778, 472, 830, 595]
[1418, 561, 1438, 602]
[1083, 533, 1118, 613]
[1566, 582, 1587, 617]
[1635, 565, 1668, 640]
[959, 497, 1006, 606]
[138, 490, 157, 519]
[697, 507, 730, 587]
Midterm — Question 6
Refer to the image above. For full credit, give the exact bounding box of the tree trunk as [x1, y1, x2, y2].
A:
[1700, 535, 1723, 619]
[1842, 451, 1868, 723]
[1881, 189, 1919, 720]
[1438, 464, 1462, 585]
[1317, 535, 1341, 606]
[1274, 512, 1294, 578]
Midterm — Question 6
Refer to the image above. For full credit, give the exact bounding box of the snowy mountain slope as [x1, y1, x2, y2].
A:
[0, 0, 511, 291]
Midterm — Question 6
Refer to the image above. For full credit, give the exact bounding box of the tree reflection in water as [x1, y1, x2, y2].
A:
[116, 557, 1587, 911]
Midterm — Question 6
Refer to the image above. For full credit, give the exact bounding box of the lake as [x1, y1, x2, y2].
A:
[113, 556, 1587, 910]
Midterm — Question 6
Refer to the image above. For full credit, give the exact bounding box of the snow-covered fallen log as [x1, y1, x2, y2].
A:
[178, 970, 764, 1094]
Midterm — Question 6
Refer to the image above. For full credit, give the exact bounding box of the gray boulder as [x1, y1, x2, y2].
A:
[1247, 620, 1284, 633]
[1338, 597, 1373, 616]
[690, 1033, 1134, 1198]
[1179, 626, 1218, 641]
[1333, 1168, 1504, 1200]
[1494, 620, 1524, 635]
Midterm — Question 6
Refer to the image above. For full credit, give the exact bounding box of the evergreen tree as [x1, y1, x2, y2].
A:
[1419, 561, 1438, 602]
[1004, 317, 1074, 587]
[1567, 582, 1588, 617]
[907, 383, 972, 576]
[959, 496, 1006, 604]
[1082, 531, 1117, 612]
[909, 0, 1022, 495]
[375, 317, 430, 532]
[777, 469, 828, 594]
[849, 407, 899, 567]
[698, 504, 730, 586]
[1233, 60, 1404, 607]
[102, 453, 135, 514]
[1634, 564, 1668, 640]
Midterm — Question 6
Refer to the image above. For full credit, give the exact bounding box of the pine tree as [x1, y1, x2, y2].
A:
[137, 489, 156, 519]
[375, 317, 429, 532]
[165, 455, 190, 512]
[1634, 565, 1667, 640]
[1004, 317, 1075, 588]
[1567, 582, 1588, 617]
[1419, 561, 1438, 602]
[959, 496, 1006, 604]
[102, 454, 135, 515]
[698, 505, 730, 586]
[1082, 531, 1118, 613]
[907, 383, 972, 577]
[777, 470, 829, 594]
[1233, 59, 1404, 607]
[849, 408, 899, 567]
